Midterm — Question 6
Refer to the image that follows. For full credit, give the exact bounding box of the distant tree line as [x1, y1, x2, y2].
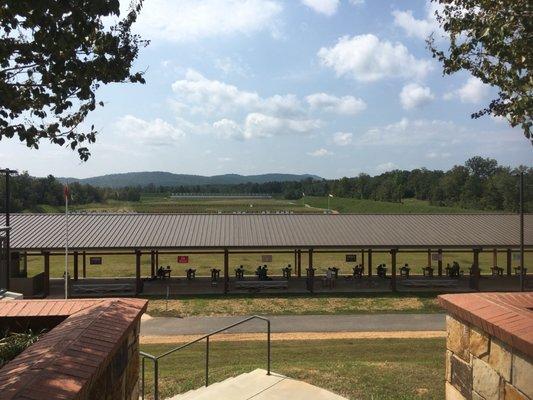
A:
[0, 157, 530, 213]
[0, 173, 141, 212]
[148, 157, 532, 212]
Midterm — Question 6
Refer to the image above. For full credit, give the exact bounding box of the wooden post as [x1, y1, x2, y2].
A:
[23, 251, 28, 277]
[150, 250, 155, 278]
[361, 248, 365, 272]
[224, 248, 229, 294]
[73, 251, 79, 281]
[368, 249, 372, 277]
[391, 249, 397, 292]
[427, 249, 432, 269]
[471, 248, 480, 291]
[82, 251, 86, 278]
[135, 250, 142, 295]
[43, 251, 50, 297]
[155, 250, 159, 270]
[437, 249, 443, 276]
[506, 249, 512, 276]
[297, 249, 302, 278]
[308, 248, 314, 293]
[294, 250, 297, 276]
[492, 248, 498, 267]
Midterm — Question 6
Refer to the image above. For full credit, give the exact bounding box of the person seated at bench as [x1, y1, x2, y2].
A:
[352, 264, 364, 278]
[255, 265, 271, 280]
[235, 265, 245, 280]
[377, 264, 387, 278]
[399, 263, 410, 278]
[328, 267, 339, 279]
[491, 265, 504, 277]
[156, 266, 165, 279]
[446, 262, 463, 278]
[422, 265, 434, 277]
[282, 265, 292, 279]
[211, 268, 221, 282]
[323, 268, 335, 289]
[186, 268, 196, 280]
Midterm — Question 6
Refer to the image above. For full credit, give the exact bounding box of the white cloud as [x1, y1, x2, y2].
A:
[318, 34, 432, 82]
[130, 0, 283, 42]
[115, 115, 185, 146]
[307, 148, 333, 157]
[244, 113, 321, 139]
[333, 132, 353, 146]
[212, 118, 244, 140]
[392, 2, 445, 40]
[399, 83, 435, 110]
[443, 77, 490, 103]
[454, 77, 490, 103]
[171, 69, 302, 117]
[358, 118, 464, 146]
[301, 0, 339, 16]
[214, 57, 250, 77]
[212, 113, 321, 140]
[306, 93, 366, 115]
[349, 0, 365, 5]
[426, 151, 451, 159]
[375, 162, 398, 173]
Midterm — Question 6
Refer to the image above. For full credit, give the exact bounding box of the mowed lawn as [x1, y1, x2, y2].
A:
[146, 293, 441, 317]
[26, 249, 532, 278]
[141, 338, 445, 400]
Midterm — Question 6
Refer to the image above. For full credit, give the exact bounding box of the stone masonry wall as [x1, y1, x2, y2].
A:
[445, 315, 532, 400]
[85, 319, 141, 400]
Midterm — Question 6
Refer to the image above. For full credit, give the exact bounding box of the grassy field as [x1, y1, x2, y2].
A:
[27, 249, 532, 278]
[146, 293, 441, 317]
[141, 338, 445, 400]
[39, 194, 485, 214]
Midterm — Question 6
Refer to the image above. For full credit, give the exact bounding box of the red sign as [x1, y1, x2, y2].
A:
[177, 256, 189, 263]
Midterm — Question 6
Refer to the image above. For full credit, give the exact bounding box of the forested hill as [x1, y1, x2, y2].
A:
[57, 172, 322, 188]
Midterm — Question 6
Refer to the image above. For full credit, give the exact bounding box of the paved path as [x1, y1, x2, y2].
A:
[141, 313, 445, 336]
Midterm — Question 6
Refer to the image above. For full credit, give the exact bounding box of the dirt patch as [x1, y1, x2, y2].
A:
[140, 330, 445, 344]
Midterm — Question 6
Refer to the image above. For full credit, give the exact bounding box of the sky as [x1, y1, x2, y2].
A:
[1, 0, 532, 179]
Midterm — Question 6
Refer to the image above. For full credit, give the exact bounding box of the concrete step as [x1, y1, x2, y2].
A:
[165, 369, 347, 400]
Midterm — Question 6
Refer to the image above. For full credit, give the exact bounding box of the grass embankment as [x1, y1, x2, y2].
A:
[39, 194, 484, 214]
[145, 293, 441, 318]
[141, 338, 445, 400]
[297, 196, 484, 214]
[27, 250, 532, 279]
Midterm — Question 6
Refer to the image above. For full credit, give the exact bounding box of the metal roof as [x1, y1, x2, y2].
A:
[1, 213, 531, 251]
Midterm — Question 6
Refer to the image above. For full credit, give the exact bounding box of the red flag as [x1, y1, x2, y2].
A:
[64, 184, 70, 200]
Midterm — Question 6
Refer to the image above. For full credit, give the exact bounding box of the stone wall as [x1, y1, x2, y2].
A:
[445, 315, 532, 400]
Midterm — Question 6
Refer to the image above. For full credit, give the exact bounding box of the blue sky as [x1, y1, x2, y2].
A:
[2, 0, 531, 179]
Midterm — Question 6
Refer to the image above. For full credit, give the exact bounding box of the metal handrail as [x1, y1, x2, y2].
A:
[140, 315, 271, 400]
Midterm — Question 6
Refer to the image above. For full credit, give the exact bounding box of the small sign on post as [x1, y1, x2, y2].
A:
[177, 256, 189, 263]
[261, 255, 273, 263]
[89, 257, 102, 265]
[345, 254, 357, 262]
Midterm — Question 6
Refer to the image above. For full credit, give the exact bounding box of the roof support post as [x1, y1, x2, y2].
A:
[155, 251, 159, 272]
[150, 250, 156, 278]
[135, 250, 142, 295]
[506, 248, 512, 276]
[307, 248, 314, 294]
[43, 251, 50, 297]
[367, 249, 372, 278]
[427, 249, 432, 269]
[470, 248, 481, 291]
[73, 251, 79, 281]
[390, 249, 397, 292]
[361, 248, 365, 271]
[297, 249, 302, 278]
[493, 248, 498, 267]
[82, 251, 86, 278]
[437, 249, 443, 276]
[223, 248, 229, 294]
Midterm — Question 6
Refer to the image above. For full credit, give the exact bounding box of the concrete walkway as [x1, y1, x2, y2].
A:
[141, 313, 445, 336]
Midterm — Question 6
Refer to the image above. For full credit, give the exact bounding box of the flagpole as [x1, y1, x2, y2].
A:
[64, 184, 69, 299]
